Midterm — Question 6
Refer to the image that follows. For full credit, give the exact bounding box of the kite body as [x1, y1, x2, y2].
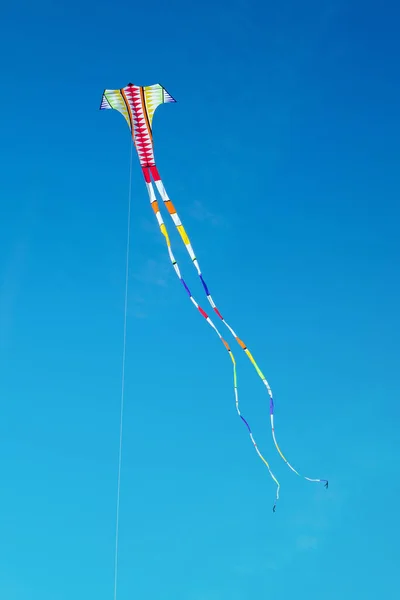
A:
[100, 83, 175, 168]
[100, 83, 328, 509]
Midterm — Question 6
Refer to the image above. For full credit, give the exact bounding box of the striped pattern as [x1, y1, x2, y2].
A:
[148, 165, 328, 490]
[100, 82, 328, 505]
[143, 167, 280, 507]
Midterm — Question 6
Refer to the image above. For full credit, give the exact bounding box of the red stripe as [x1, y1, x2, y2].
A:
[150, 166, 161, 181]
[198, 306, 208, 319]
[142, 167, 151, 183]
[213, 307, 223, 319]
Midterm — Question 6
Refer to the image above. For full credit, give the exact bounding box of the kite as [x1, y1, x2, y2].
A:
[100, 83, 328, 510]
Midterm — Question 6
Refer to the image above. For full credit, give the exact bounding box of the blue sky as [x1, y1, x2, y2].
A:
[1, 0, 399, 598]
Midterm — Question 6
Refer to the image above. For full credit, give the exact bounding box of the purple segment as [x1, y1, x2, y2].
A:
[270, 399, 274, 415]
[181, 278, 192, 297]
[240, 415, 252, 433]
[200, 275, 210, 296]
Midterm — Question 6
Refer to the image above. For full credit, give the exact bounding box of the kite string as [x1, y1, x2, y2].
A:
[113, 140, 133, 600]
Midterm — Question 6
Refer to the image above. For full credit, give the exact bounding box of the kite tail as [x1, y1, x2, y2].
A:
[142, 167, 280, 508]
[148, 165, 327, 490]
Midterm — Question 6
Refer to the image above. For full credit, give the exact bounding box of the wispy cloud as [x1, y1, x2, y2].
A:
[129, 258, 171, 318]
[140, 216, 158, 235]
[296, 534, 318, 551]
[129, 293, 148, 320]
[232, 488, 345, 574]
[188, 200, 223, 227]
[133, 257, 170, 288]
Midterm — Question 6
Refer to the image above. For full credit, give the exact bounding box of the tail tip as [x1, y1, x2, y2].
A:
[324, 480, 329, 489]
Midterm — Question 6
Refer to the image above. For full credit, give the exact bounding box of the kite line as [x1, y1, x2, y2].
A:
[100, 83, 328, 511]
[113, 140, 133, 600]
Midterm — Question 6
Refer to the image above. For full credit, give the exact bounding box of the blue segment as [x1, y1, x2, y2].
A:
[200, 274, 210, 296]
[240, 415, 252, 434]
[181, 278, 192, 297]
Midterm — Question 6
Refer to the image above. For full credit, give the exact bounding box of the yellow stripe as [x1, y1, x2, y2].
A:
[140, 87, 153, 141]
[260, 454, 271, 469]
[244, 349, 265, 379]
[160, 223, 171, 246]
[177, 225, 190, 246]
[275, 444, 287, 462]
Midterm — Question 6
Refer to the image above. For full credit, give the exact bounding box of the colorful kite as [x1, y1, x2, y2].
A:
[100, 83, 328, 510]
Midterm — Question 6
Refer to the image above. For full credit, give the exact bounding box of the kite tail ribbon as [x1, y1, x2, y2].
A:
[141, 166, 280, 508]
[148, 165, 328, 491]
